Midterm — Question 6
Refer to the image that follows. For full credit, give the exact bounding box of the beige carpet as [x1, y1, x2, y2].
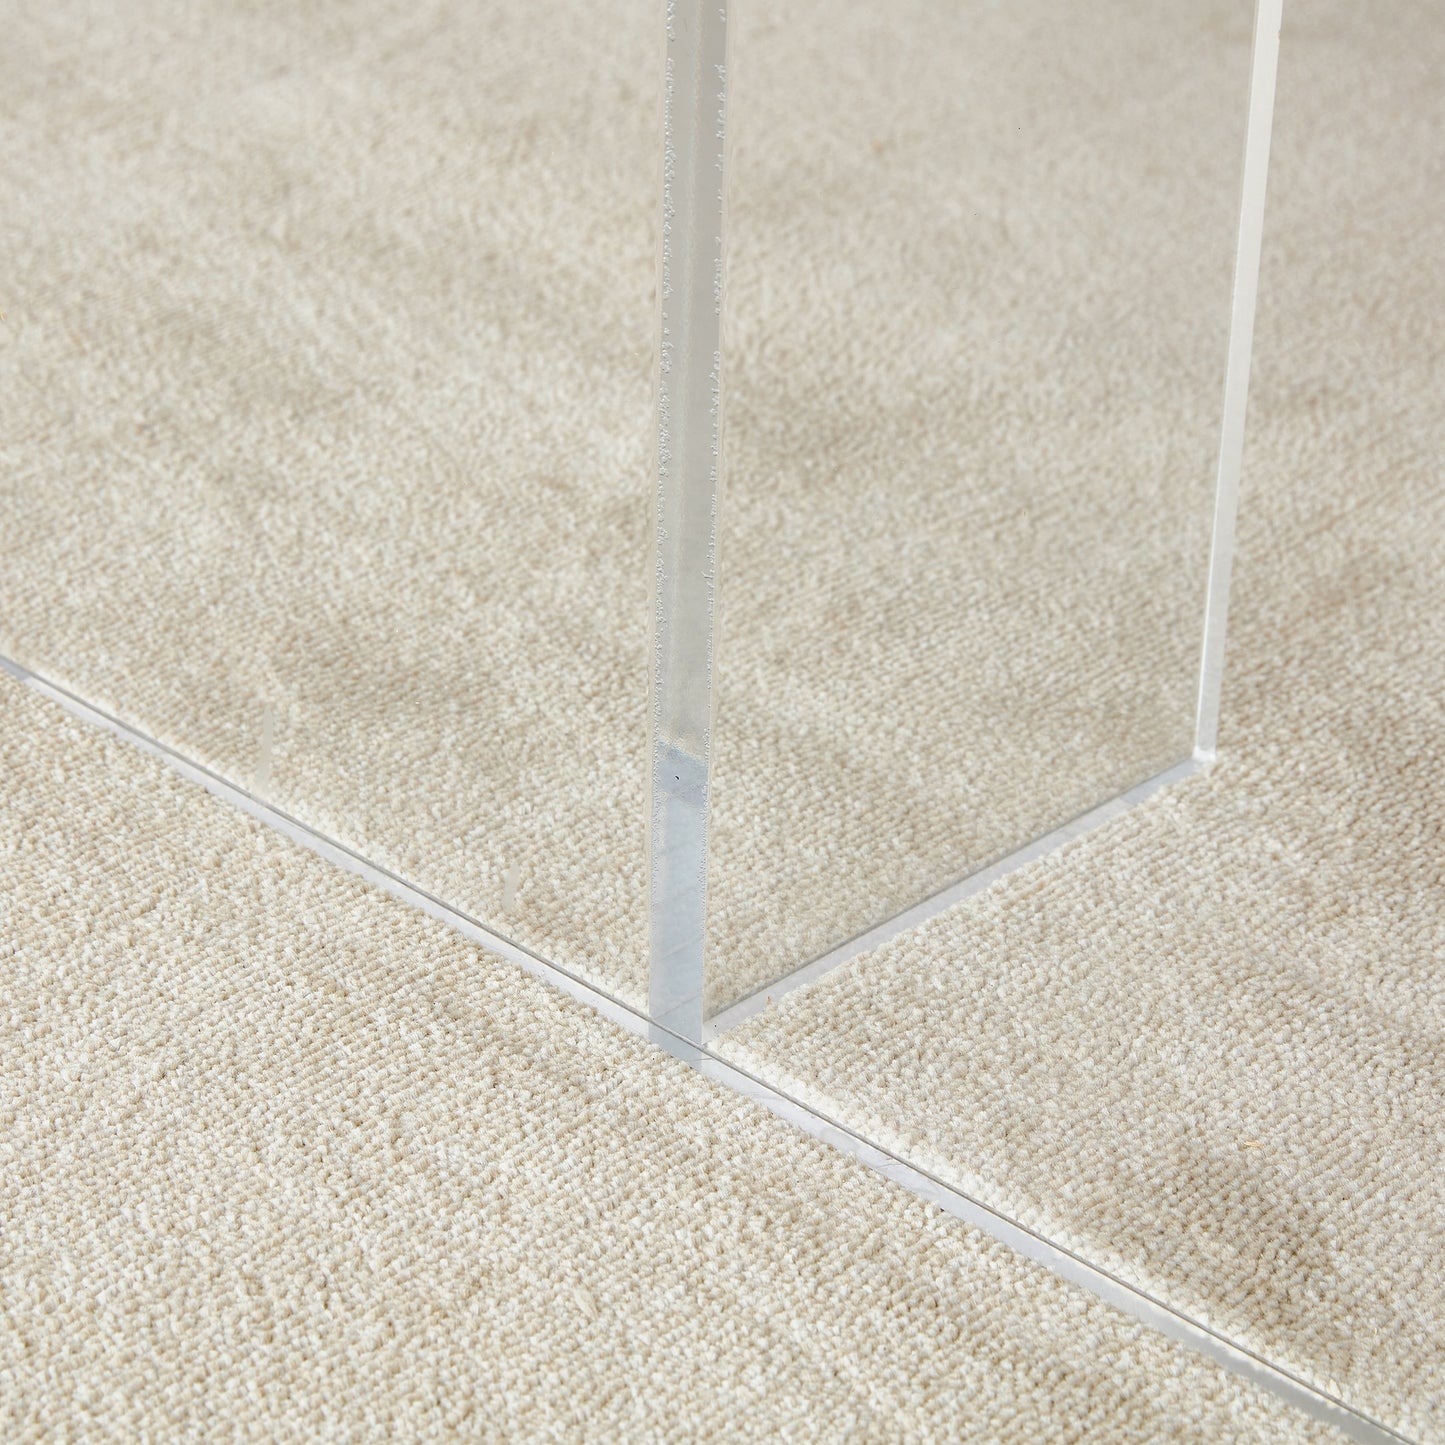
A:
[0, 0, 660, 1004]
[2, 0, 1440, 1436]
[0, 0, 1257, 1012]
[0, 676, 1345, 1442]
[717, 1, 1445, 1439]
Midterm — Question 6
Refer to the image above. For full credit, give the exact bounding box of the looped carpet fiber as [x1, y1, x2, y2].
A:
[0, 678, 1343, 1440]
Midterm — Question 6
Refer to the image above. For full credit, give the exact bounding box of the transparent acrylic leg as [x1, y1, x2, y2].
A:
[648, 1, 729, 1049]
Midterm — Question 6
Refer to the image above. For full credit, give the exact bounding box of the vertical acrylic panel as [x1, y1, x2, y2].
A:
[0, 1, 660, 1004]
[649, 0, 730, 1045]
[703, 0, 1261, 1016]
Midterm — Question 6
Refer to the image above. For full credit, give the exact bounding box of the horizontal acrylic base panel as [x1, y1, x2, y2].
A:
[2, 651, 1410, 1445]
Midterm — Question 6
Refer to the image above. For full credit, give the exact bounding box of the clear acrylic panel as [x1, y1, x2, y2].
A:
[702, 0, 1261, 1018]
[0, 0, 661, 1005]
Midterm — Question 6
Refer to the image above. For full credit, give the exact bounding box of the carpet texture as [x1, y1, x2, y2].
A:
[717, 1, 1445, 1439]
[0, 0, 660, 1004]
[0, 676, 1343, 1442]
[0, 0, 1257, 1011]
[2, 0, 1440, 1437]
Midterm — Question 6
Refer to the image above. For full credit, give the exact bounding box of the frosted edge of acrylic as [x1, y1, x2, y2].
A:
[1196, 0, 1284, 760]
[649, 0, 730, 1043]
